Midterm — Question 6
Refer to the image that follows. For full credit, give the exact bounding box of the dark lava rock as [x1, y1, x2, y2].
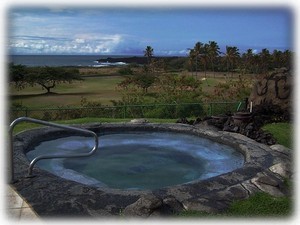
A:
[123, 194, 162, 217]
[176, 113, 278, 146]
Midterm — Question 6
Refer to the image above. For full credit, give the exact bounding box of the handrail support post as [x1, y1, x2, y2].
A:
[9, 117, 98, 183]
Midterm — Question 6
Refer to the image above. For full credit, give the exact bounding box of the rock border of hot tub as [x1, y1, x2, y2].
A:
[11, 123, 292, 217]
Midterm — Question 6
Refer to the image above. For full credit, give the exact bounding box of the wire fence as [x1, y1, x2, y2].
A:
[10, 101, 245, 122]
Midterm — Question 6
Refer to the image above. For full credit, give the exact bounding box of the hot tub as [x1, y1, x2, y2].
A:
[11, 123, 289, 217]
[26, 131, 244, 190]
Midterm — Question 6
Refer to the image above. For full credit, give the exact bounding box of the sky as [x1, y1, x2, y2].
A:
[8, 7, 293, 55]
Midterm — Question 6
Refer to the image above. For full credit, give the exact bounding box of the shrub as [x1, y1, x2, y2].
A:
[118, 66, 134, 75]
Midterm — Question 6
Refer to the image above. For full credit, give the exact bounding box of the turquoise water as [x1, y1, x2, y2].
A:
[27, 132, 244, 190]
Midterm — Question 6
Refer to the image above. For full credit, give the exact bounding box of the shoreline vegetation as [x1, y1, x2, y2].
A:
[97, 56, 184, 65]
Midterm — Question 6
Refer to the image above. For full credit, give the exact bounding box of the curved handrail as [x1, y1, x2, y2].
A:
[9, 117, 99, 183]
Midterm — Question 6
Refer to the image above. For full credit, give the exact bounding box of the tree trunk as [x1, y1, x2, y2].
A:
[38, 82, 56, 93]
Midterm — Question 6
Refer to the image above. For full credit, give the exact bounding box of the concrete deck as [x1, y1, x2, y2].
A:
[4, 185, 40, 221]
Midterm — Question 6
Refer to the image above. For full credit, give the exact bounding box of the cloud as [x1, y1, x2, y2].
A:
[9, 34, 123, 54]
[75, 38, 85, 44]
[8, 8, 148, 55]
[9, 9, 125, 54]
[156, 49, 189, 56]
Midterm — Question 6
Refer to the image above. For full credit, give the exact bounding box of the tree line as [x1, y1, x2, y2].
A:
[187, 41, 292, 75]
[130, 41, 293, 74]
[144, 42, 292, 75]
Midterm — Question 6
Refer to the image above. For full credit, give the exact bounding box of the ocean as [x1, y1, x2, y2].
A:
[8, 55, 132, 67]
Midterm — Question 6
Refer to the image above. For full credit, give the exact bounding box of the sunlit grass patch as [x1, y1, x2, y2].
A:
[262, 122, 293, 149]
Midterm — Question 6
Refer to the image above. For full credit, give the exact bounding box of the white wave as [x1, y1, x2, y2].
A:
[92, 61, 127, 67]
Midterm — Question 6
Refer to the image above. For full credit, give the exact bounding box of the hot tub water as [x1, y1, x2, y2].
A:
[26, 132, 244, 190]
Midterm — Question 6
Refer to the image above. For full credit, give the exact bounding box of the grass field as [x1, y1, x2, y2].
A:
[10, 76, 125, 107]
[9, 68, 252, 108]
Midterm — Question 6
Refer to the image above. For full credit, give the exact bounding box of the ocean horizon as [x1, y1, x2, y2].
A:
[8, 55, 144, 67]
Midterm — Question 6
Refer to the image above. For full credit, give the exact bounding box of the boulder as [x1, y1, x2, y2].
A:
[123, 194, 162, 217]
[269, 162, 292, 179]
[251, 174, 285, 197]
[162, 196, 184, 214]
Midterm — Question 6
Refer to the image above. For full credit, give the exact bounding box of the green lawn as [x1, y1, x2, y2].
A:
[178, 192, 292, 218]
[225, 192, 292, 217]
[262, 122, 293, 149]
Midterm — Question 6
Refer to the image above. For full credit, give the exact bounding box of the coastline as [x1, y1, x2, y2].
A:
[97, 56, 185, 65]
[9, 55, 186, 67]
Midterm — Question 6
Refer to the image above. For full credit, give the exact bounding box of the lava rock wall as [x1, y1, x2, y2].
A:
[249, 67, 292, 111]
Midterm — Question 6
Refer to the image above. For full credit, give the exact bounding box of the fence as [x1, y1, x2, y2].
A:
[10, 101, 245, 122]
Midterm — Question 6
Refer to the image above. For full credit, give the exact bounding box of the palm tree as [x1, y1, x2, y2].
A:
[202, 43, 209, 78]
[188, 42, 204, 79]
[271, 49, 283, 69]
[282, 50, 292, 69]
[194, 42, 204, 55]
[207, 41, 220, 77]
[252, 54, 261, 74]
[188, 48, 196, 76]
[242, 49, 254, 73]
[225, 46, 240, 77]
[259, 48, 271, 73]
[193, 42, 205, 79]
[144, 46, 154, 64]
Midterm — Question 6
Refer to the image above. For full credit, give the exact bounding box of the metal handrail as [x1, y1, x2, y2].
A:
[9, 117, 99, 183]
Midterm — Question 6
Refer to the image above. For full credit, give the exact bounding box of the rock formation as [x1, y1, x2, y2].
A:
[249, 67, 292, 112]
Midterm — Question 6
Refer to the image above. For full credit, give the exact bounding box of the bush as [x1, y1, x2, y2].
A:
[143, 103, 203, 119]
[118, 66, 134, 75]
[144, 105, 177, 118]
[176, 103, 203, 118]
